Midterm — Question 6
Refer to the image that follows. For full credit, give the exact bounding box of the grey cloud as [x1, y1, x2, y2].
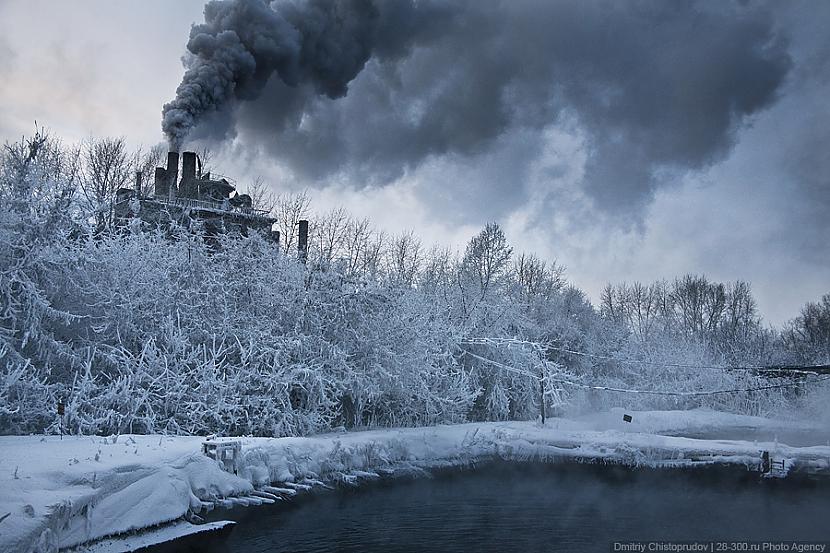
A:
[0, 37, 16, 76]
[167, 0, 791, 220]
[777, 107, 830, 263]
[514, 1, 830, 324]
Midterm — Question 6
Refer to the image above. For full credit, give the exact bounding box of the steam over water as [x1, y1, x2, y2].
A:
[197, 463, 830, 553]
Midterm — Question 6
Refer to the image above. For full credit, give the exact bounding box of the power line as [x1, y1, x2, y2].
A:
[460, 341, 830, 397]
[545, 345, 830, 376]
[459, 349, 540, 380]
[557, 375, 830, 397]
[464, 337, 829, 375]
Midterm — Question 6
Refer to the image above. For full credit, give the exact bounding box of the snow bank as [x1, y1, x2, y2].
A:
[1, 410, 828, 552]
[72, 521, 235, 553]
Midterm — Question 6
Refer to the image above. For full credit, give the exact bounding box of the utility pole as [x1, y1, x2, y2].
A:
[57, 399, 65, 440]
[298, 219, 309, 264]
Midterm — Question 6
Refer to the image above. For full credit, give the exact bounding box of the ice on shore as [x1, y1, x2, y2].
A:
[1, 409, 828, 553]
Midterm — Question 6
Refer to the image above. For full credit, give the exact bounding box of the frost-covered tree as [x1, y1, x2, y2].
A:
[783, 293, 830, 364]
[134, 144, 166, 197]
[0, 130, 82, 432]
[384, 231, 422, 288]
[273, 190, 311, 255]
[79, 137, 134, 232]
[0, 131, 823, 435]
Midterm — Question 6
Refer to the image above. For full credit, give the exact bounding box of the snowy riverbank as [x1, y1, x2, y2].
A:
[2, 408, 829, 553]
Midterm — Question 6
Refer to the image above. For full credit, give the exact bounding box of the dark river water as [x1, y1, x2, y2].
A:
[175, 462, 830, 553]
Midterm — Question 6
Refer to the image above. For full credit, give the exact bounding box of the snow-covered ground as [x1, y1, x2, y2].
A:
[2, 408, 829, 553]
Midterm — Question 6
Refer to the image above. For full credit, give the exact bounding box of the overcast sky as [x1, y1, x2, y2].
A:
[1, 0, 827, 326]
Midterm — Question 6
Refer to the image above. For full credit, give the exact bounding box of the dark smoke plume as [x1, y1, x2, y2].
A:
[163, 0, 791, 218]
[162, 0, 448, 150]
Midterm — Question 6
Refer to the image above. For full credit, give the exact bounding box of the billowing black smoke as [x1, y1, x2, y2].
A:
[163, 0, 791, 217]
[162, 0, 451, 150]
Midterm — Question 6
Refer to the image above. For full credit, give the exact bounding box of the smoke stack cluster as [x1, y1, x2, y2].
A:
[120, 149, 279, 245]
[153, 151, 198, 198]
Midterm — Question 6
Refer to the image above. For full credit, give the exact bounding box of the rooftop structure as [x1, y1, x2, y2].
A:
[114, 150, 277, 240]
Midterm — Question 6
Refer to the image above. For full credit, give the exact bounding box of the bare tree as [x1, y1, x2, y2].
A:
[0, 127, 81, 232]
[196, 146, 215, 176]
[385, 230, 422, 287]
[342, 217, 372, 276]
[457, 223, 514, 323]
[600, 283, 623, 323]
[628, 281, 661, 340]
[244, 176, 277, 213]
[783, 293, 830, 363]
[421, 245, 455, 299]
[360, 228, 386, 279]
[333, 216, 390, 278]
[721, 281, 758, 341]
[273, 190, 311, 254]
[79, 137, 133, 232]
[461, 223, 513, 302]
[513, 253, 565, 303]
[134, 144, 166, 197]
[311, 207, 350, 267]
[671, 275, 724, 336]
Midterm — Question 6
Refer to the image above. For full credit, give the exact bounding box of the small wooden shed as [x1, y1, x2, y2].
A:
[202, 439, 242, 475]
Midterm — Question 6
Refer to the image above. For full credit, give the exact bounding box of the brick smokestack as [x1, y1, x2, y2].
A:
[154, 167, 167, 197]
[166, 152, 179, 198]
[181, 152, 196, 183]
[180, 151, 197, 197]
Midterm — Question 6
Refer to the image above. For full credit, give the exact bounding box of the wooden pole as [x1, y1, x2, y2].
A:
[57, 400, 64, 440]
[298, 220, 308, 264]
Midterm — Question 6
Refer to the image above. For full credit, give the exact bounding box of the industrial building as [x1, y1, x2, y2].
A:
[114, 151, 278, 240]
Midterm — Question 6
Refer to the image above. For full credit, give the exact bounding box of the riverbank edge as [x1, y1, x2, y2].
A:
[5, 416, 830, 552]
[89, 457, 826, 553]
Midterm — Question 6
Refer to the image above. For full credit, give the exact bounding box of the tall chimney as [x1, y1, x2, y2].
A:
[154, 167, 167, 197]
[166, 152, 179, 198]
[298, 220, 309, 264]
[135, 171, 143, 196]
[181, 152, 196, 182]
[180, 152, 197, 198]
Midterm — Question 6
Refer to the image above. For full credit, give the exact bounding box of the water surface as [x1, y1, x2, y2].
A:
[195, 462, 829, 553]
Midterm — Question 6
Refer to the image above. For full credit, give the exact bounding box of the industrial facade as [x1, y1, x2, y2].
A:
[114, 151, 278, 240]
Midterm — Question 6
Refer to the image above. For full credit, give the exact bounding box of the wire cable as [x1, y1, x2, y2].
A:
[545, 345, 829, 376]
[463, 337, 828, 375]
[459, 342, 830, 397]
[459, 349, 541, 380]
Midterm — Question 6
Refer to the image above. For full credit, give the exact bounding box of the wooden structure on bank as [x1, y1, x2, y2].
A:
[202, 439, 242, 475]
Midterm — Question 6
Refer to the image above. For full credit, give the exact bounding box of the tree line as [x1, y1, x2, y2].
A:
[1, 131, 827, 436]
